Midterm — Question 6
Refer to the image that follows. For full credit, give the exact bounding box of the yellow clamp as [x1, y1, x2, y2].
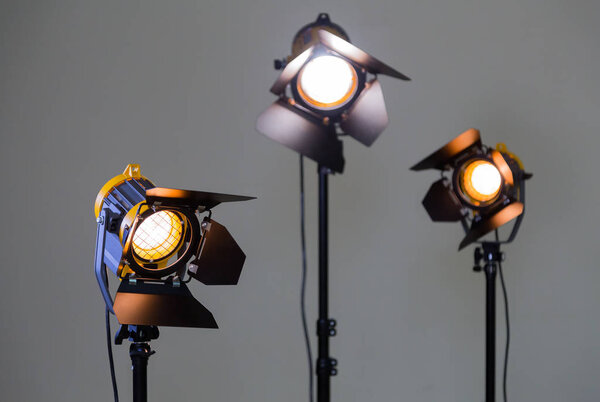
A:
[496, 143, 524, 170]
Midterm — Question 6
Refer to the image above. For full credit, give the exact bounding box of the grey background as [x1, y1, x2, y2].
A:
[1, 0, 599, 401]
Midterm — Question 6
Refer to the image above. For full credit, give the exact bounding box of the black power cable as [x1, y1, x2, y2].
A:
[105, 303, 119, 401]
[498, 259, 510, 402]
[495, 230, 510, 402]
[299, 155, 314, 402]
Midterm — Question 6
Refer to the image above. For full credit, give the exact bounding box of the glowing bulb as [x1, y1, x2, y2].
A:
[461, 160, 502, 203]
[297, 55, 357, 109]
[132, 210, 183, 261]
[470, 163, 502, 195]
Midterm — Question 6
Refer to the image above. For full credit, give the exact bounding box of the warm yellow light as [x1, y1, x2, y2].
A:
[461, 160, 502, 203]
[132, 210, 183, 261]
[297, 55, 358, 109]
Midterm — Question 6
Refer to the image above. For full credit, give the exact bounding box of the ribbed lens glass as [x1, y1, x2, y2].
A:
[132, 210, 183, 261]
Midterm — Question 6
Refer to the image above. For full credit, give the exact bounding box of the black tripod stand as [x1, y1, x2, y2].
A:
[115, 325, 160, 402]
[473, 241, 504, 402]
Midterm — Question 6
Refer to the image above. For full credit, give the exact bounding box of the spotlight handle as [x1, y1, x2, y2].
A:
[95, 208, 115, 314]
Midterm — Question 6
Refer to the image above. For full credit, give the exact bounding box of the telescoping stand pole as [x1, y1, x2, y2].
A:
[317, 165, 337, 402]
[130, 342, 153, 402]
[116, 325, 159, 402]
[474, 242, 503, 402]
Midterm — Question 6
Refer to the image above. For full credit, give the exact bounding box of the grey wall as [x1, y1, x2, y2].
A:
[1, 0, 599, 401]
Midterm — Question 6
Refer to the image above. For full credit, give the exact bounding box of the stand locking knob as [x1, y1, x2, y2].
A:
[273, 58, 287, 70]
[317, 357, 339, 376]
[330, 358, 338, 375]
[473, 247, 483, 272]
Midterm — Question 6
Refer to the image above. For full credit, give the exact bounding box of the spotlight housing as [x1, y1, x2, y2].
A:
[257, 13, 410, 173]
[411, 129, 532, 249]
[94, 164, 254, 327]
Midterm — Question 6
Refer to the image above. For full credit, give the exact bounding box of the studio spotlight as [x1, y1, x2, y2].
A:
[411, 128, 532, 250]
[257, 12, 410, 173]
[94, 164, 254, 401]
[256, 13, 410, 402]
[411, 129, 532, 401]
